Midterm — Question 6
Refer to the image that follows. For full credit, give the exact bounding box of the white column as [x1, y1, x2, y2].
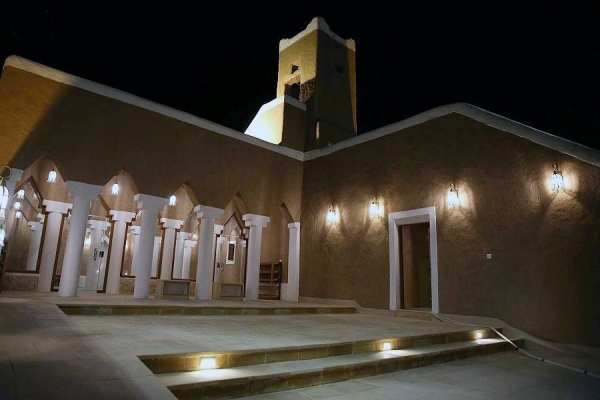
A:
[151, 236, 162, 277]
[0, 168, 23, 227]
[182, 239, 196, 280]
[194, 205, 224, 300]
[38, 200, 72, 292]
[281, 222, 300, 302]
[172, 231, 189, 279]
[105, 210, 136, 294]
[159, 218, 183, 280]
[133, 194, 168, 298]
[58, 182, 102, 297]
[129, 225, 141, 276]
[243, 213, 270, 301]
[25, 220, 43, 271]
[84, 220, 109, 290]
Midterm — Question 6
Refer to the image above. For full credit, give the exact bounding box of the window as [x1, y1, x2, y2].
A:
[291, 64, 300, 74]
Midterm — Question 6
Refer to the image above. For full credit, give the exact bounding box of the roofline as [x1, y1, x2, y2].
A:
[304, 103, 600, 167]
[4, 56, 599, 168]
[3, 56, 305, 162]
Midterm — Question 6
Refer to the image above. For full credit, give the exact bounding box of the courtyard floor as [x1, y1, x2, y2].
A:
[0, 291, 598, 399]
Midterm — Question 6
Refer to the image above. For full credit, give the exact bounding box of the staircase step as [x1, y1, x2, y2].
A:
[162, 338, 524, 399]
[58, 304, 355, 316]
[140, 328, 500, 374]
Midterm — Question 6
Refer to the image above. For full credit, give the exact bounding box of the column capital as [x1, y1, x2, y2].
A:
[37, 213, 45, 222]
[65, 181, 103, 200]
[287, 222, 301, 230]
[184, 239, 197, 248]
[88, 219, 109, 230]
[28, 221, 43, 231]
[194, 205, 224, 220]
[129, 225, 141, 235]
[160, 218, 184, 230]
[42, 199, 72, 214]
[177, 231, 190, 240]
[243, 213, 270, 228]
[7, 168, 24, 184]
[110, 210, 137, 223]
[134, 194, 168, 211]
[214, 224, 224, 235]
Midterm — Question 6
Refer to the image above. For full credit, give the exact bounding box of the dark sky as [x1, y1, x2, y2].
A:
[2, 3, 599, 150]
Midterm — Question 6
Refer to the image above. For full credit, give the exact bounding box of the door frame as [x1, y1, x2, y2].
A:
[388, 206, 439, 313]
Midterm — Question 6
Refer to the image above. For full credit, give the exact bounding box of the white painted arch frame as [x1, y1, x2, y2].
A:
[388, 206, 439, 314]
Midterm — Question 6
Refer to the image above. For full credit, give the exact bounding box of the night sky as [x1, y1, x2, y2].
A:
[2, 3, 599, 150]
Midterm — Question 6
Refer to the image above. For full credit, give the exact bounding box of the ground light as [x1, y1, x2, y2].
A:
[381, 341, 392, 351]
[199, 357, 217, 370]
[475, 331, 483, 339]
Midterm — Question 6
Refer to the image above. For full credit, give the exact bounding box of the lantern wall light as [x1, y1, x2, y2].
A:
[16, 189, 25, 199]
[326, 205, 338, 223]
[551, 164, 565, 191]
[169, 195, 177, 206]
[111, 178, 120, 196]
[447, 184, 459, 208]
[47, 168, 57, 183]
[15, 211, 22, 219]
[369, 198, 380, 218]
[13, 201, 20, 210]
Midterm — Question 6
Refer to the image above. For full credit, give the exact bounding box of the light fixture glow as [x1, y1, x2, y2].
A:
[13, 201, 21, 210]
[15, 211, 22, 219]
[551, 164, 565, 191]
[381, 341, 392, 351]
[192, 233, 198, 240]
[475, 331, 483, 339]
[16, 189, 25, 199]
[0, 186, 9, 210]
[111, 182, 120, 196]
[199, 357, 217, 370]
[169, 195, 177, 206]
[47, 168, 57, 183]
[369, 198, 379, 218]
[447, 184, 459, 208]
[326, 206, 338, 223]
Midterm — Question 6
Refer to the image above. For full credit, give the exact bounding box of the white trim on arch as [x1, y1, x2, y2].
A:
[388, 206, 439, 314]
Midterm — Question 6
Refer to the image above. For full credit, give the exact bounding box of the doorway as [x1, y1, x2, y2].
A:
[398, 223, 431, 310]
[212, 214, 247, 300]
[388, 207, 439, 313]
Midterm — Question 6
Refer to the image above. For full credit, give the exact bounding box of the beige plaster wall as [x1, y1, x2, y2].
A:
[300, 113, 600, 346]
[0, 67, 304, 268]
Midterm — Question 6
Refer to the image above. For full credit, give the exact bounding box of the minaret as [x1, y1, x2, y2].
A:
[245, 17, 357, 151]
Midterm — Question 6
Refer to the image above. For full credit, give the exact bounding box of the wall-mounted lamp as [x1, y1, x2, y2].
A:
[15, 211, 22, 219]
[447, 184, 459, 208]
[47, 168, 57, 183]
[13, 201, 21, 210]
[369, 198, 380, 218]
[111, 178, 120, 196]
[326, 206, 338, 223]
[16, 189, 25, 199]
[551, 164, 564, 191]
[169, 194, 177, 206]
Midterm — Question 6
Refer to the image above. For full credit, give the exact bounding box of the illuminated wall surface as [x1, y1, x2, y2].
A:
[0, 38, 599, 346]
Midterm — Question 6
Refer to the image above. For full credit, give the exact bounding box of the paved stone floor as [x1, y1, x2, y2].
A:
[240, 352, 600, 400]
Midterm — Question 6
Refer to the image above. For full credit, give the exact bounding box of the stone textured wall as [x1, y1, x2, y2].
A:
[2, 273, 38, 291]
[300, 113, 600, 346]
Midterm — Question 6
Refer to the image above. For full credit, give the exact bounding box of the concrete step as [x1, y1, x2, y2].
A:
[57, 304, 356, 316]
[140, 327, 500, 374]
[161, 338, 524, 399]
